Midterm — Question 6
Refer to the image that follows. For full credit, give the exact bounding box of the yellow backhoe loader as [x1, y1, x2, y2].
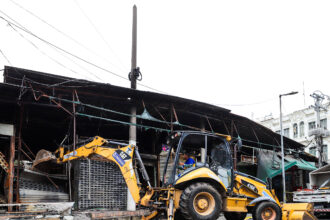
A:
[33, 131, 317, 220]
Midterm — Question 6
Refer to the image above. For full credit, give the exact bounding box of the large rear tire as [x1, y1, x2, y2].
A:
[224, 211, 247, 220]
[179, 182, 222, 220]
[254, 201, 282, 220]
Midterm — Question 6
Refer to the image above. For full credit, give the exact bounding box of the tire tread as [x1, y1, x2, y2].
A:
[179, 182, 222, 220]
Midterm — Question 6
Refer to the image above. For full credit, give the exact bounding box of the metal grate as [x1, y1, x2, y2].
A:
[0, 152, 8, 173]
[74, 159, 127, 210]
[20, 179, 66, 192]
[19, 179, 69, 203]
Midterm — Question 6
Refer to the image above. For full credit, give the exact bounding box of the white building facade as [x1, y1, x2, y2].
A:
[258, 105, 330, 163]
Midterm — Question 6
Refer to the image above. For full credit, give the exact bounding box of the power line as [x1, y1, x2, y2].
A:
[0, 12, 103, 81]
[0, 8, 103, 81]
[7, 0, 127, 75]
[73, 0, 127, 72]
[0, 49, 13, 66]
[0, 12, 166, 94]
[216, 97, 276, 107]
[7, 23, 96, 81]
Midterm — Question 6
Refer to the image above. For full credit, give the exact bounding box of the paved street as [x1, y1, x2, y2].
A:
[218, 213, 253, 220]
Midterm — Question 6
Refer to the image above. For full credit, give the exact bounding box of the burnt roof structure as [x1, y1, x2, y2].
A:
[0, 66, 315, 161]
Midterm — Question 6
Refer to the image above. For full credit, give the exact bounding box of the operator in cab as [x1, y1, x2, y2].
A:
[177, 152, 196, 177]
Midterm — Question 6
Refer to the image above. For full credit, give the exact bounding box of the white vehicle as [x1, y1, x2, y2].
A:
[293, 164, 330, 218]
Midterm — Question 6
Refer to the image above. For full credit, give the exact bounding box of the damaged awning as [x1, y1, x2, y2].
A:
[257, 150, 316, 182]
[0, 65, 318, 162]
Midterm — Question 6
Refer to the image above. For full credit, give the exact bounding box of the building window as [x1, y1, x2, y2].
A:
[299, 121, 305, 137]
[323, 145, 328, 161]
[293, 123, 298, 138]
[284, 128, 289, 138]
[309, 147, 316, 156]
[309, 121, 316, 130]
[321, 119, 327, 130]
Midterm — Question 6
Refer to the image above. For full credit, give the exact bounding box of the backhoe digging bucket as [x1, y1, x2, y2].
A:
[33, 149, 57, 169]
[282, 203, 317, 220]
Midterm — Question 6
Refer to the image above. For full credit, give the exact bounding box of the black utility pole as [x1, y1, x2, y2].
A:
[130, 5, 137, 90]
[128, 4, 138, 211]
[129, 5, 137, 151]
[310, 91, 330, 167]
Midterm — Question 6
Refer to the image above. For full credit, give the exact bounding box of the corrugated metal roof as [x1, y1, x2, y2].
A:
[0, 66, 314, 160]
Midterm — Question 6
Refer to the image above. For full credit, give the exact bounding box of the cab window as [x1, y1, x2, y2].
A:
[207, 136, 232, 188]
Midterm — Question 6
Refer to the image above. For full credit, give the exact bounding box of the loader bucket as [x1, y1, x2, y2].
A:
[32, 149, 56, 168]
[282, 203, 317, 220]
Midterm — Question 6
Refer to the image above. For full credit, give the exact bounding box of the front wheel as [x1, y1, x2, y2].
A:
[224, 211, 247, 220]
[179, 182, 222, 220]
[254, 201, 282, 220]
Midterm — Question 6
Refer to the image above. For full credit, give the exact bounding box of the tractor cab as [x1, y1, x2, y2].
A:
[162, 131, 234, 191]
[160, 131, 317, 220]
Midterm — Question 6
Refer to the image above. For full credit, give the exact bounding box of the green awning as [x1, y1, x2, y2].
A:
[257, 151, 316, 182]
[285, 156, 316, 171]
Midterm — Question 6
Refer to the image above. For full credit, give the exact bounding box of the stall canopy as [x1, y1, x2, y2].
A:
[257, 150, 316, 182]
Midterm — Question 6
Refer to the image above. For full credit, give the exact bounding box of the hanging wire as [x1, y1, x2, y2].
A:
[0, 12, 167, 94]
[215, 97, 276, 107]
[72, 0, 128, 72]
[76, 112, 171, 133]
[30, 86, 301, 152]
[0, 12, 104, 81]
[7, 23, 96, 80]
[13, 82, 306, 153]
[7, 0, 125, 74]
[0, 49, 13, 65]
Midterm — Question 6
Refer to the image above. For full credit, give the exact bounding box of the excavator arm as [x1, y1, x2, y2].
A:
[35, 136, 149, 204]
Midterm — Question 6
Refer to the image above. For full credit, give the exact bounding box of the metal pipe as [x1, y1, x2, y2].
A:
[16, 106, 24, 203]
[233, 142, 237, 171]
[21, 140, 35, 158]
[8, 133, 15, 211]
[73, 91, 76, 151]
[68, 91, 76, 202]
[67, 162, 72, 201]
[279, 95, 286, 203]
[279, 91, 298, 203]
[20, 148, 33, 162]
[135, 148, 151, 188]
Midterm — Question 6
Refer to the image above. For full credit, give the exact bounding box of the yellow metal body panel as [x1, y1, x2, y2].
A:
[223, 197, 248, 212]
[141, 189, 154, 206]
[58, 136, 142, 204]
[174, 190, 182, 209]
[282, 203, 317, 220]
[233, 174, 280, 206]
[175, 167, 227, 192]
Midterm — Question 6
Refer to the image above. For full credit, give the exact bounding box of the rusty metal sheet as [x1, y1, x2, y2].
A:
[241, 155, 257, 164]
[89, 209, 150, 219]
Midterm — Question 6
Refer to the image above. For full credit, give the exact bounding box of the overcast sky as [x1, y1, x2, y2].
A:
[1, 0, 330, 120]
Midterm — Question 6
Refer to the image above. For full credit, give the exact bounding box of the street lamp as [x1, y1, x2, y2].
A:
[279, 91, 298, 203]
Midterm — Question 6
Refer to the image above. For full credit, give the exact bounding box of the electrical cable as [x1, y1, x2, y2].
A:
[76, 112, 171, 133]
[216, 97, 276, 107]
[72, 0, 128, 72]
[10, 81, 306, 154]
[0, 12, 119, 80]
[7, 23, 95, 80]
[0, 49, 13, 66]
[0, 13, 167, 94]
[7, 0, 128, 76]
[0, 11, 103, 81]
[5, 75, 98, 90]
